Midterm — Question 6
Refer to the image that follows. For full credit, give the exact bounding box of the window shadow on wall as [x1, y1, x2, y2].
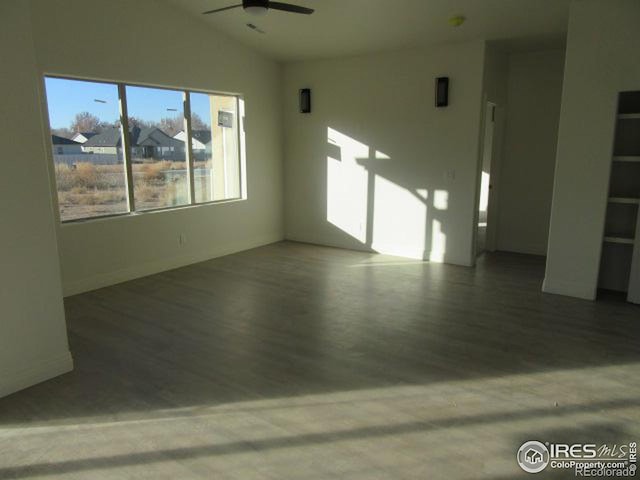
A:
[324, 126, 449, 262]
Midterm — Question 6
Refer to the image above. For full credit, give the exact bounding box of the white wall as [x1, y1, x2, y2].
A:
[283, 42, 486, 266]
[544, 0, 640, 300]
[496, 50, 565, 256]
[29, 0, 284, 295]
[0, 2, 72, 398]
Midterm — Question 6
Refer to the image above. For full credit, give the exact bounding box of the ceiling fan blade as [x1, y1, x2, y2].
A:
[268, 1, 314, 14]
[202, 4, 243, 14]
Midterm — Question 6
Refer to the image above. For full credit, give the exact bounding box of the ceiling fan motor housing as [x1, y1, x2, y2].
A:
[243, 0, 269, 8]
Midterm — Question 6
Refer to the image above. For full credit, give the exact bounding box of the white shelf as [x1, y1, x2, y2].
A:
[604, 236, 635, 245]
[618, 113, 640, 120]
[609, 197, 640, 205]
[613, 156, 640, 163]
[601, 94, 640, 302]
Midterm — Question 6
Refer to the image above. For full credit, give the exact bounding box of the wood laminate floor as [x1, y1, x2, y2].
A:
[0, 241, 639, 479]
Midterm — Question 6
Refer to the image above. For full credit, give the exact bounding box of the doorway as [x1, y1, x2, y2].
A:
[476, 101, 496, 256]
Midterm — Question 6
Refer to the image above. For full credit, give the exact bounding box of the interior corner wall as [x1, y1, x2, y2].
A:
[28, 0, 284, 296]
[283, 42, 486, 266]
[544, 0, 640, 300]
[496, 49, 565, 256]
[0, 1, 72, 398]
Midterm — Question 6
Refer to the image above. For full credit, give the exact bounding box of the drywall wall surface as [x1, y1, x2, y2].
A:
[497, 50, 565, 256]
[544, 0, 640, 299]
[284, 41, 486, 266]
[0, 1, 72, 397]
[29, 0, 284, 295]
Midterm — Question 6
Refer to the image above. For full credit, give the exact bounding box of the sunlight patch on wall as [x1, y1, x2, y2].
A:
[479, 171, 490, 213]
[326, 127, 447, 261]
[430, 219, 447, 262]
[371, 175, 428, 259]
[433, 190, 449, 211]
[326, 128, 369, 243]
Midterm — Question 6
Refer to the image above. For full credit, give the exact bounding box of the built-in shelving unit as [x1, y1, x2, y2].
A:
[617, 113, 640, 120]
[609, 197, 640, 205]
[604, 236, 635, 245]
[598, 91, 640, 303]
[613, 156, 640, 163]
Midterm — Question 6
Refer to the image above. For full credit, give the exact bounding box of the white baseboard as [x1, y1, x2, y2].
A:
[370, 241, 427, 261]
[63, 233, 284, 297]
[542, 277, 597, 301]
[496, 243, 548, 257]
[431, 250, 474, 267]
[285, 233, 373, 254]
[0, 350, 73, 399]
[286, 234, 473, 267]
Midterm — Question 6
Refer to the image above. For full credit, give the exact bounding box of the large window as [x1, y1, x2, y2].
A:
[126, 85, 190, 211]
[43, 76, 244, 222]
[190, 92, 241, 203]
[45, 77, 128, 221]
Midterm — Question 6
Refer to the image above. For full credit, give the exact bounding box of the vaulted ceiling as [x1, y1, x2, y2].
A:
[170, 0, 571, 62]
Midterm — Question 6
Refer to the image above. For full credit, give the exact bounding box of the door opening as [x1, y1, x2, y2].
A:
[476, 102, 496, 256]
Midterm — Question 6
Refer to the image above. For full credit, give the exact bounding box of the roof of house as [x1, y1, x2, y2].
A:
[134, 127, 184, 148]
[83, 127, 183, 148]
[192, 130, 212, 145]
[51, 135, 81, 145]
[82, 128, 122, 147]
[72, 132, 98, 140]
[174, 130, 212, 146]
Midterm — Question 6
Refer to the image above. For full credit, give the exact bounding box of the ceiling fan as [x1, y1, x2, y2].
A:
[203, 0, 314, 16]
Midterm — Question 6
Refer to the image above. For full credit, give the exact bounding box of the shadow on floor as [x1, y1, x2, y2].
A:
[0, 396, 637, 479]
[0, 242, 639, 426]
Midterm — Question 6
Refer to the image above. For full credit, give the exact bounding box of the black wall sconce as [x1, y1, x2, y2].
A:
[300, 88, 311, 114]
[435, 77, 449, 107]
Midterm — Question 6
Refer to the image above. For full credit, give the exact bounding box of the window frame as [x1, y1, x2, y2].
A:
[42, 74, 246, 224]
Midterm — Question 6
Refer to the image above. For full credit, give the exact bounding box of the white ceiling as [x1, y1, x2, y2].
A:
[169, 0, 571, 62]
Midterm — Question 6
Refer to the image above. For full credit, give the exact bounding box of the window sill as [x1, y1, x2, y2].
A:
[60, 197, 246, 226]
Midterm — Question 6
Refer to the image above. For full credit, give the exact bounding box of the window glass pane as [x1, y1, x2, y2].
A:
[190, 93, 241, 203]
[125, 85, 189, 211]
[44, 77, 128, 221]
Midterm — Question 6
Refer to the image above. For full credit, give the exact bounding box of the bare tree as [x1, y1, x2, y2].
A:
[51, 127, 73, 139]
[159, 116, 183, 137]
[70, 112, 101, 133]
[157, 113, 210, 137]
[127, 116, 156, 130]
[191, 113, 210, 131]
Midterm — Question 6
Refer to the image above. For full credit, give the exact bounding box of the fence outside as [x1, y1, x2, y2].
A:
[54, 153, 122, 166]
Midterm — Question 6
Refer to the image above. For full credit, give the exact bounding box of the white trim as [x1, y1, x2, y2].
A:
[118, 83, 135, 212]
[496, 244, 549, 257]
[604, 236, 635, 245]
[184, 91, 196, 204]
[609, 197, 640, 205]
[63, 234, 283, 297]
[628, 205, 640, 304]
[542, 277, 596, 301]
[0, 351, 73, 399]
[618, 113, 640, 120]
[613, 156, 640, 163]
[369, 241, 427, 261]
[286, 234, 473, 267]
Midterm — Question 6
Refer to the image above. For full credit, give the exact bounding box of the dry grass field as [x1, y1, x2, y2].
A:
[54, 161, 197, 221]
